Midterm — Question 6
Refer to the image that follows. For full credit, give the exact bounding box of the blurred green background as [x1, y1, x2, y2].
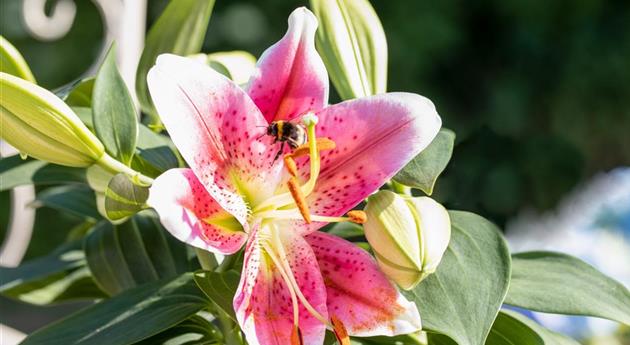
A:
[1, 0, 629, 339]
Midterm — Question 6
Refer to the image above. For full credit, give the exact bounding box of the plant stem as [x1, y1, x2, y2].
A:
[390, 180, 412, 195]
[195, 248, 218, 271]
[96, 153, 154, 185]
[195, 249, 243, 345]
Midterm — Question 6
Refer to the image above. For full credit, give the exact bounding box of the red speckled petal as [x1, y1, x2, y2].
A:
[305, 231, 422, 336]
[148, 54, 284, 224]
[246, 7, 328, 122]
[148, 169, 247, 255]
[234, 227, 328, 345]
[289, 93, 441, 233]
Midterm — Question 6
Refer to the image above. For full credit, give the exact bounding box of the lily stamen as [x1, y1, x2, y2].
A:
[290, 137, 336, 159]
[260, 240, 301, 328]
[257, 209, 366, 224]
[260, 227, 331, 328]
[271, 226, 330, 326]
[287, 177, 311, 223]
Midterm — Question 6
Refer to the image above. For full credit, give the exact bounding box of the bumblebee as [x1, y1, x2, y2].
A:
[265, 120, 307, 162]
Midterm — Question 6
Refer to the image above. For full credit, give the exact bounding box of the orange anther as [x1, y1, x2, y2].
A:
[347, 210, 367, 224]
[331, 315, 350, 345]
[291, 137, 336, 158]
[287, 177, 311, 223]
[284, 154, 298, 177]
[290, 326, 304, 345]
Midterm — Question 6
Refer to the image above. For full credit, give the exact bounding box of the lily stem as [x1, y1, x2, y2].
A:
[96, 153, 154, 185]
[390, 180, 412, 196]
[195, 249, 244, 345]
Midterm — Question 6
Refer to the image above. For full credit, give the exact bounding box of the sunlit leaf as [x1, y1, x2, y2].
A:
[32, 185, 101, 220]
[0, 240, 105, 305]
[404, 211, 511, 345]
[193, 270, 240, 322]
[0, 156, 86, 192]
[104, 173, 149, 221]
[21, 273, 209, 345]
[93, 44, 138, 165]
[505, 251, 630, 325]
[84, 212, 189, 295]
[394, 128, 455, 195]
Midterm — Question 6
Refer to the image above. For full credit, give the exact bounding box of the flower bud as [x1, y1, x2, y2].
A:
[364, 190, 451, 290]
[1, 35, 36, 83]
[310, 0, 387, 100]
[0, 72, 104, 167]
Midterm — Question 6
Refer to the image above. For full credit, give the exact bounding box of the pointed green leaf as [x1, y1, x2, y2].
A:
[136, 0, 215, 124]
[93, 45, 138, 165]
[84, 212, 189, 295]
[494, 310, 581, 345]
[403, 211, 511, 345]
[0, 156, 86, 192]
[135, 315, 222, 345]
[132, 124, 181, 177]
[193, 270, 240, 322]
[0, 240, 105, 305]
[394, 128, 455, 195]
[60, 78, 95, 107]
[21, 274, 209, 345]
[104, 173, 149, 221]
[505, 251, 630, 325]
[325, 221, 364, 238]
[32, 185, 101, 220]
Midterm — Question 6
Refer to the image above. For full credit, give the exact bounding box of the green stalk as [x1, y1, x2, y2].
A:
[390, 180, 412, 196]
[195, 248, 243, 345]
[96, 153, 154, 185]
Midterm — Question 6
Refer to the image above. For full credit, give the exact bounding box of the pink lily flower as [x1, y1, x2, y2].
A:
[146, 7, 441, 345]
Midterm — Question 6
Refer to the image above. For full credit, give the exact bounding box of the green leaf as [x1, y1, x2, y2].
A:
[0, 156, 86, 192]
[0, 35, 36, 82]
[393, 128, 455, 195]
[403, 211, 512, 345]
[93, 44, 138, 165]
[505, 251, 630, 325]
[495, 310, 581, 345]
[135, 314, 222, 345]
[0, 240, 105, 305]
[84, 212, 189, 295]
[136, 0, 215, 123]
[132, 124, 181, 177]
[32, 185, 101, 220]
[104, 173, 150, 221]
[193, 270, 240, 322]
[21, 273, 210, 345]
[63, 78, 95, 107]
[204, 50, 257, 85]
[310, 0, 387, 99]
[326, 221, 364, 238]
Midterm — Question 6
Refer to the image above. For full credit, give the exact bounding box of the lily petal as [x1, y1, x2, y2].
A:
[297, 93, 441, 229]
[148, 54, 283, 224]
[234, 228, 328, 345]
[246, 7, 328, 122]
[305, 231, 422, 336]
[148, 168, 247, 255]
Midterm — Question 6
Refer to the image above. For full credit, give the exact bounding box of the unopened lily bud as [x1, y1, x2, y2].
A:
[364, 190, 450, 290]
[310, 0, 387, 100]
[0, 72, 104, 167]
[1, 36, 36, 82]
